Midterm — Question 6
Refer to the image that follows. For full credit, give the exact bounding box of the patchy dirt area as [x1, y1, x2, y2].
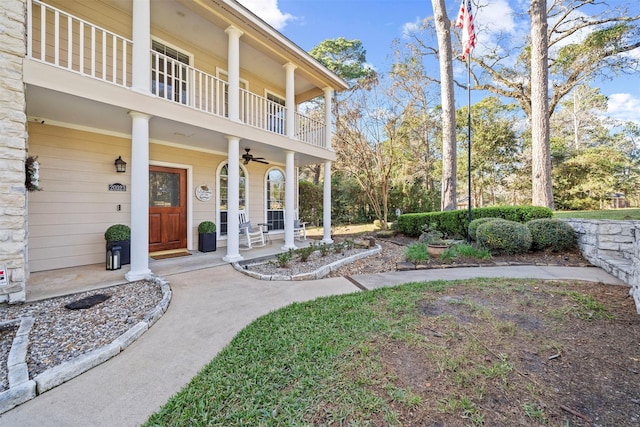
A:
[347, 279, 640, 426]
[319, 234, 640, 425]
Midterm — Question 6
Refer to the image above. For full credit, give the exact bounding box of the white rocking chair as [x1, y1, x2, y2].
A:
[239, 211, 266, 249]
[292, 209, 307, 240]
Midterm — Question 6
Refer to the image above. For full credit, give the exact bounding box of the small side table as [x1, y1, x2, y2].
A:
[258, 223, 272, 245]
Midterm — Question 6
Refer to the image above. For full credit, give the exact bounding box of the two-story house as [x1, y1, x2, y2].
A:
[0, 0, 348, 303]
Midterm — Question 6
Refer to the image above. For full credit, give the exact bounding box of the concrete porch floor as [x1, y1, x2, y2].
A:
[26, 238, 311, 302]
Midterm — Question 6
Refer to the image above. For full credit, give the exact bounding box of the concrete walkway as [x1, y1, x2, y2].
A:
[0, 264, 625, 426]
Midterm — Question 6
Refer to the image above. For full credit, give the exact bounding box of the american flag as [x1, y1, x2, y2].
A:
[455, 0, 476, 60]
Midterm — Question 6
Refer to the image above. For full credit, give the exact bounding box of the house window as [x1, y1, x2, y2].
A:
[266, 92, 286, 134]
[152, 40, 190, 104]
[266, 168, 285, 230]
[218, 163, 247, 235]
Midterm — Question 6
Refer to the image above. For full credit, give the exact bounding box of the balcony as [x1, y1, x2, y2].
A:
[26, 0, 326, 148]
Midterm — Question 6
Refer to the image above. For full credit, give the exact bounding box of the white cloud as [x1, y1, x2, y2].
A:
[607, 93, 640, 123]
[401, 17, 424, 38]
[476, 0, 516, 36]
[237, 0, 294, 30]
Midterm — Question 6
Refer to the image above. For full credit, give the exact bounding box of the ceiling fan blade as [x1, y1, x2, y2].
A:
[254, 159, 269, 164]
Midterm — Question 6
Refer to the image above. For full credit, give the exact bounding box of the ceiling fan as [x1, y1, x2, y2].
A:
[242, 148, 269, 165]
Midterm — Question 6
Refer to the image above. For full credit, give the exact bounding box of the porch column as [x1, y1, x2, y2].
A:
[283, 150, 296, 250]
[223, 136, 243, 262]
[283, 62, 297, 138]
[225, 26, 243, 122]
[126, 111, 152, 281]
[131, 0, 151, 94]
[322, 161, 333, 244]
[322, 87, 333, 243]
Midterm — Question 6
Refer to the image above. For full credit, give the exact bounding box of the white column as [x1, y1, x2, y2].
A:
[322, 161, 333, 244]
[126, 111, 152, 281]
[131, 0, 150, 93]
[225, 26, 243, 122]
[223, 136, 243, 262]
[322, 87, 334, 243]
[324, 87, 333, 149]
[283, 150, 296, 250]
[283, 62, 297, 138]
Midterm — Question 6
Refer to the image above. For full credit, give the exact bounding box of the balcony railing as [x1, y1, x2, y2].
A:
[26, 0, 326, 148]
[295, 112, 326, 147]
[151, 50, 228, 117]
[240, 89, 286, 134]
[28, 0, 132, 86]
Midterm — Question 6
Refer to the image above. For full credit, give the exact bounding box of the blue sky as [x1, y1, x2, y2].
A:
[238, 0, 640, 124]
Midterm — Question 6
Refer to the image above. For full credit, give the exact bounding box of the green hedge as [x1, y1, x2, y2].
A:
[476, 219, 532, 254]
[397, 206, 553, 238]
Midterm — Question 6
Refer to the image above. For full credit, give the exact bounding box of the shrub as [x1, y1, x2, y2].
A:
[318, 243, 332, 257]
[104, 224, 130, 241]
[295, 245, 316, 262]
[274, 250, 293, 268]
[405, 242, 429, 263]
[373, 219, 382, 230]
[527, 219, 576, 251]
[476, 219, 532, 254]
[197, 221, 216, 234]
[397, 206, 552, 238]
[468, 217, 500, 241]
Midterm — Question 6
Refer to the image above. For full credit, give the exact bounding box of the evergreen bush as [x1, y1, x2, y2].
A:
[104, 224, 130, 241]
[197, 221, 217, 234]
[527, 218, 576, 251]
[468, 217, 500, 241]
[397, 206, 552, 237]
[476, 219, 532, 254]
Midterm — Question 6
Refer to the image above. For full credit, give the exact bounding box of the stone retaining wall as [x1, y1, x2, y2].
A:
[0, 0, 28, 303]
[563, 219, 640, 313]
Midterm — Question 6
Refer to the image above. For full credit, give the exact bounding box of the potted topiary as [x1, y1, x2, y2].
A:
[419, 222, 451, 257]
[105, 224, 131, 265]
[198, 221, 217, 252]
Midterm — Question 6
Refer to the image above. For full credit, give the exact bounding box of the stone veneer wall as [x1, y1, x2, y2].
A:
[0, 0, 28, 303]
[564, 219, 640, 313]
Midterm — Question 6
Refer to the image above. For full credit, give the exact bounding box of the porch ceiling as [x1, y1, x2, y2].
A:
[25, 85, 332, 167]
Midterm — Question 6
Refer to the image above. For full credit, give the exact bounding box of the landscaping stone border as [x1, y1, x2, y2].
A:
[233, 245, 382, 281]
[0, 275, 171, 415]
[563, 219, 640, 313]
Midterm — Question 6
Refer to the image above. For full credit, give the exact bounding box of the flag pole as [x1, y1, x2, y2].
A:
[466, 52, 472, 242]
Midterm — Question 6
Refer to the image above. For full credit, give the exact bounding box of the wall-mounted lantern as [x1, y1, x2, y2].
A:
[114, 156, 127, 173]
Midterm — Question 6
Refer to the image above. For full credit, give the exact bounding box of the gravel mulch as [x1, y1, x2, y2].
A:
[0, 280, 162, 393]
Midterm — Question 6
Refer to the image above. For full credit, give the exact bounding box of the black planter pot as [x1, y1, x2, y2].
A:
[198, 233, 217, 252]
[107, 240, 130, 265]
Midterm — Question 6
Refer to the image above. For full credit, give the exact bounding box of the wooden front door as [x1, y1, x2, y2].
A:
[149, 166, 187, 252]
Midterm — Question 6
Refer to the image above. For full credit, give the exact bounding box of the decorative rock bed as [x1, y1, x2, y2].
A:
[0, 276, 171, 415]
[234, 244, 382, 281]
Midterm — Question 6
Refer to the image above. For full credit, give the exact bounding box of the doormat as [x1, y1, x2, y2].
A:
[151, 251, 192, 260]
[65, 294, 111, 310]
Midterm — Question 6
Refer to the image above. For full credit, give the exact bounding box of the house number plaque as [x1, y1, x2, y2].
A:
[108, 183, 127, 192]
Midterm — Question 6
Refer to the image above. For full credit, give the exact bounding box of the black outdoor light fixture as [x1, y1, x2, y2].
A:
[114, 156, 127, 173]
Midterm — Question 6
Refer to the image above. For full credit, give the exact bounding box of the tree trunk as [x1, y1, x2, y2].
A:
[432, 0, 457, 211]
[529, 0, 554, 209]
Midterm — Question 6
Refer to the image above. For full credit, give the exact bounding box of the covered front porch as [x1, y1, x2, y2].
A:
[26, 236, 315, 302]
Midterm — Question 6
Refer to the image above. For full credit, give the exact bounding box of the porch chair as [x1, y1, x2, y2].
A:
[293, 209, 307, 241]
[239, 211, 266, 249]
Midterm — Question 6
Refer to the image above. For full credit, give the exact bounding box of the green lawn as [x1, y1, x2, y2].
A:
[143, 278, 606, 426]
[554, 208, 640, 220]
